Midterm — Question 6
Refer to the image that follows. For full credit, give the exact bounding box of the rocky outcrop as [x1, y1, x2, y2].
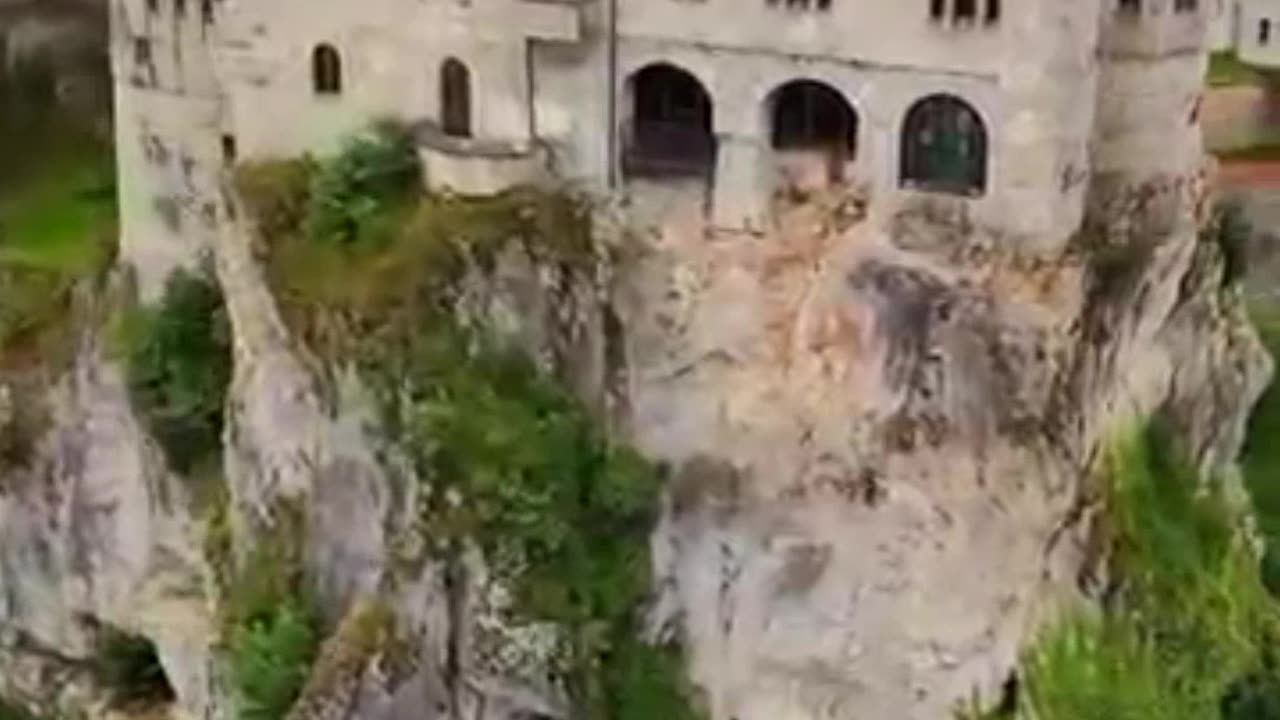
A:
[2, 167, 1272, 720]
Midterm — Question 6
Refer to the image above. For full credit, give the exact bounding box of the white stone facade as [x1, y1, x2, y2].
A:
[1235, 0, 1280, 65]
[108, 0, 1212, 294]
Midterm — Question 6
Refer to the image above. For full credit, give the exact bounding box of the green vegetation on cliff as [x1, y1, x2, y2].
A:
[0, 95, 114, 367]
[234, 124, 702, 720]
[1243, 314, 1280, 599]
[217, 500, 323, 720]
[1019, 427, 1279, 720]
[122, 268, 232, 476]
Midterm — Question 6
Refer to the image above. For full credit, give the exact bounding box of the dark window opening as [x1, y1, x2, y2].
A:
[440, 58, 472, 138]
[623, 63, 716, 179]
[771, 80, 858, 154]
[132, 37, 157, 87]
[174, 0, 185, 18]
[133, 37, 152, 65]
[985, 0, 1000, 23]
[1118, 0, 1142, 14]
[200, 0, 214, 24]
[930, 0, 945, 19]
[900, 94, 988, 197]
[1174, 0, 1197, 11]
[221, 134, 237, 165]
[145, 0, 158, 14]
[312, 44, 341, 95]
[1262, 18, 1272, 45]
[770, 80, 859, 187]
[954, 0, 976, 21]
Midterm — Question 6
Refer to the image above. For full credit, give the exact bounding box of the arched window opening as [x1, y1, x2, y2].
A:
[623, 63, 716, 179]
[900, 94, 988, 197]
[440, 58, 472, 138]
[312, 44, 341, 96]
[769, 80, 858, 188]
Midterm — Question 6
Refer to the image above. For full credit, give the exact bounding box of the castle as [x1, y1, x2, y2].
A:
[109, 0, 1213, 295]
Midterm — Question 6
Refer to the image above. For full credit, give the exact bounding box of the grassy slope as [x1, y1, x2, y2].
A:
[1244, 313, 1280, 555]
[1207, 51, 1263, 88]
[0, 111, 116, 362]
[0, 119, 115, 274]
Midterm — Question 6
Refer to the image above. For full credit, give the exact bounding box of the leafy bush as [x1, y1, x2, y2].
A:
[221, 501, 322, 720]
[92, 626, 174, 707]
[1021, 427, 1280, 720]
[303, 123, 418, 247]
[228, 598, 320, 720]
[124, 268, 232, 475]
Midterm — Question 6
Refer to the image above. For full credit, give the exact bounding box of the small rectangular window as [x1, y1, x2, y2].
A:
[1174, 0, 1197, 12]
[954, 0, 976, 21]
[221, 134, 237, 165]
[930, 0, 945, 20]
[133, 37, 152, 64]
[1118, 0, 1141, 13]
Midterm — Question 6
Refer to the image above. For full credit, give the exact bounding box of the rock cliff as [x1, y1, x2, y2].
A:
[0, 21, 1275, 718]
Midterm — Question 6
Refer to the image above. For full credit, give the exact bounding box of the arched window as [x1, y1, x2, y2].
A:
[770, 80, 858, 154]
[440, 58, 472, 138]
[900, 94, 988, 196]
[312, 44, 341, 95]
[623, 62, 715, 178]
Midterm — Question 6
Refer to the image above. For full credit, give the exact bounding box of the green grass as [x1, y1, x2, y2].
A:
[1213, 140, 1280, 163]
[1019, 427, 1280, 720]
[0, 116, 114, 272]
[0, 113, 116, 363]
[1208, 51, 1264, 88]
[1244, 313, 1280, 543]
[219, 501, 322, 720]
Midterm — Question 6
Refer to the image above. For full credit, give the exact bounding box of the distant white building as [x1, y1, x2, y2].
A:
[1211, 0, 1280, 66]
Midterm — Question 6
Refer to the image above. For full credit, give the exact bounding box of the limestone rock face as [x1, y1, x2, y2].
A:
[616, 177, 1270, 720]
[0, 338, 218, 720]
[0, 165, 1271, 720]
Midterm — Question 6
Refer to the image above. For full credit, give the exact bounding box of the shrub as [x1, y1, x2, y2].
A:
[228, 598, 320, 720]
[303, 123, 418, 247]
[92, 626, 174, 707]
[124, 268, 232, 475]
[221, 502, 321, 720]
